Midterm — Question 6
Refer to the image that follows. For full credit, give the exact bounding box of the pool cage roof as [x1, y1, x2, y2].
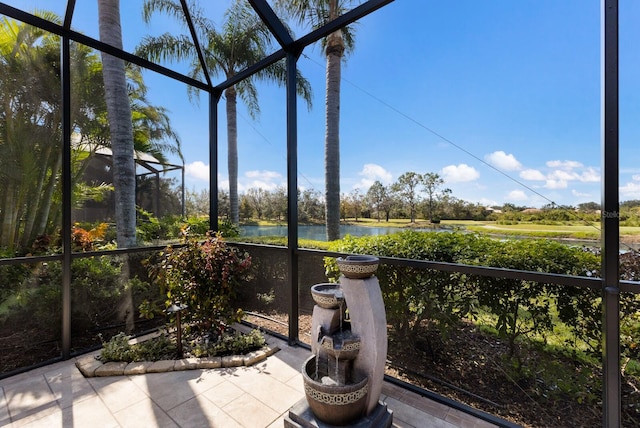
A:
[0, 1, 626, 426]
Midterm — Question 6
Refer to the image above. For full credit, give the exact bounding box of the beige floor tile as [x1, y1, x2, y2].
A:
[135, 371, 201, 411]
[200, 380, 245, 408]
[244, 376, 303, 414]
[266, 414, 287, 428]
[45, 370, 96, 409]
[87, 375, 149, 413]
[3, 375, 59, 426]
[222, 391, 280, 427]
[223, 365, 269, 391]
[113, 399, 178, 428]
[1, 386, 11, 427]
[256, 355, 303, 384]
[285, 374, 304, 393]
[13, 395, 118, 428]
[168, 395, 242, 428]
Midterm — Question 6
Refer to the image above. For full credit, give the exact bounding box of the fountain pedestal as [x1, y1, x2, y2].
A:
[340, 275, 387, 415]
[284, 399, 392, 428]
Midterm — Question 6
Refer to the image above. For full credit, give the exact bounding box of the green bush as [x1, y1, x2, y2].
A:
[326, 231, 481, 343]
[5, 256, 152, 336]
[326, 232, 604, 363]
[464, 239, 599, 357]
[147, 231, 251, 332]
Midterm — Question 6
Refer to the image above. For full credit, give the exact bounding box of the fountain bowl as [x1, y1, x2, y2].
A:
[336, 255, 379, 279]
[310, 283, 344, 309]
[302, 355, 369, 426]
[320, 331, 360, 360]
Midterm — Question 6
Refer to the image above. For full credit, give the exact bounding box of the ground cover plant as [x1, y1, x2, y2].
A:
[98, 328, 266, 363]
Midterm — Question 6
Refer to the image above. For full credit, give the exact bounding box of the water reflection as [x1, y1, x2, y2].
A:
[240, 224, 408, 241]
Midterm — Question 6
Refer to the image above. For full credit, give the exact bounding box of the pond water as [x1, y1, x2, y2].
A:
[239, 224, 410, 241]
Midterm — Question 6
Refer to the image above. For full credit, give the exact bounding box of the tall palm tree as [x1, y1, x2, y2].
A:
[97, 0, 137, 248]
[277, 0, 356, 241]
[137, 0, 312, 226]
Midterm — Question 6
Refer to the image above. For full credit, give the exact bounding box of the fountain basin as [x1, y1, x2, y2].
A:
[302, 355, 369, 426]
[336, 255, 379, 279]
[320, 331, 360, 360]
[311, 283, 344, 309]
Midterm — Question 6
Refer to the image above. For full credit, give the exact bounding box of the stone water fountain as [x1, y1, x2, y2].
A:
[285, 255, 393, 427]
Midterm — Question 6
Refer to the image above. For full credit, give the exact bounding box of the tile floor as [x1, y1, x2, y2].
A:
[0, 335, 500, 428]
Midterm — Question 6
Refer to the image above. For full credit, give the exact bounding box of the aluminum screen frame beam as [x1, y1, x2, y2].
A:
[601, 0, 621, 426]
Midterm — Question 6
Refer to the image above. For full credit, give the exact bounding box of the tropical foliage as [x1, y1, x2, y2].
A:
[137, 0, 312, 226]
[277, 0, 357, 241]
[0, 11, 181, 254]
[147, 231, 252, 332]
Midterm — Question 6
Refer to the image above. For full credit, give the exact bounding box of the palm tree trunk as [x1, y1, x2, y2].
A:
[324, 29, 344, 241]
[32, 151, 62, 240]
[98, 0, 136, 333]
[226, 86, 239, 226]
[97, 0, 137, 249]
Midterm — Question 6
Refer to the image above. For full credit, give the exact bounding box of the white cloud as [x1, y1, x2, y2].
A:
[243, 170, 284, 191]
[354, 163, 393, 190]
[485, 151, 522, 171]
[545, 179, 568, 189]
[620, 180, 640, 199]
[572, 189, 592, 198]
[441, 164, 480, 183]
[477, 197, 499, 207]
[546, 160, 583, 170]
[507, 190, 528, 201]
[185, 161, 210, 181]
[245, 170, 282, 180]
[580, 167, 600, 182]
[359, 163, 393, 183]
[520, 169, 546, 181]
[549, 169, 578, 181]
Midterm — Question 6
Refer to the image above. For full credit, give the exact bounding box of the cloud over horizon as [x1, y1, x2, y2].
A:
[441, 163, 480, 183]
[485, 151, 522, 171]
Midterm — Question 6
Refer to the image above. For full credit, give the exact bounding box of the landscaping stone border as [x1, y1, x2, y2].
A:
[76, 345, 280, 378]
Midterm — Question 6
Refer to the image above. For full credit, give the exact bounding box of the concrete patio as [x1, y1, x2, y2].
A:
[0, 334, 499, 428]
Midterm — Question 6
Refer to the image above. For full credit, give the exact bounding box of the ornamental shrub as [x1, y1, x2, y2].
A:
[148, 231, 251, 332]
[326, 231, 481, 343]
[463, 239, 599, 357]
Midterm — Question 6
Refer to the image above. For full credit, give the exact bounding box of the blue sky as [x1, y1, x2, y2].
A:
[8, 0, 640, 207]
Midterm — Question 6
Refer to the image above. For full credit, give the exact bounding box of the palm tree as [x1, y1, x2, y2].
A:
[137, 0, 312, 226]
[277, 0, 355, 240]
[0, 11, 181, 252]
[97, 0, 137, 248]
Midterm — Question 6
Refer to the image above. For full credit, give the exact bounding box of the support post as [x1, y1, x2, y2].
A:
[602, 1, 620, 426]
[61, 37, 72, 358]
[286, 50, 301, 344]
[209, 91, 222, 232]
